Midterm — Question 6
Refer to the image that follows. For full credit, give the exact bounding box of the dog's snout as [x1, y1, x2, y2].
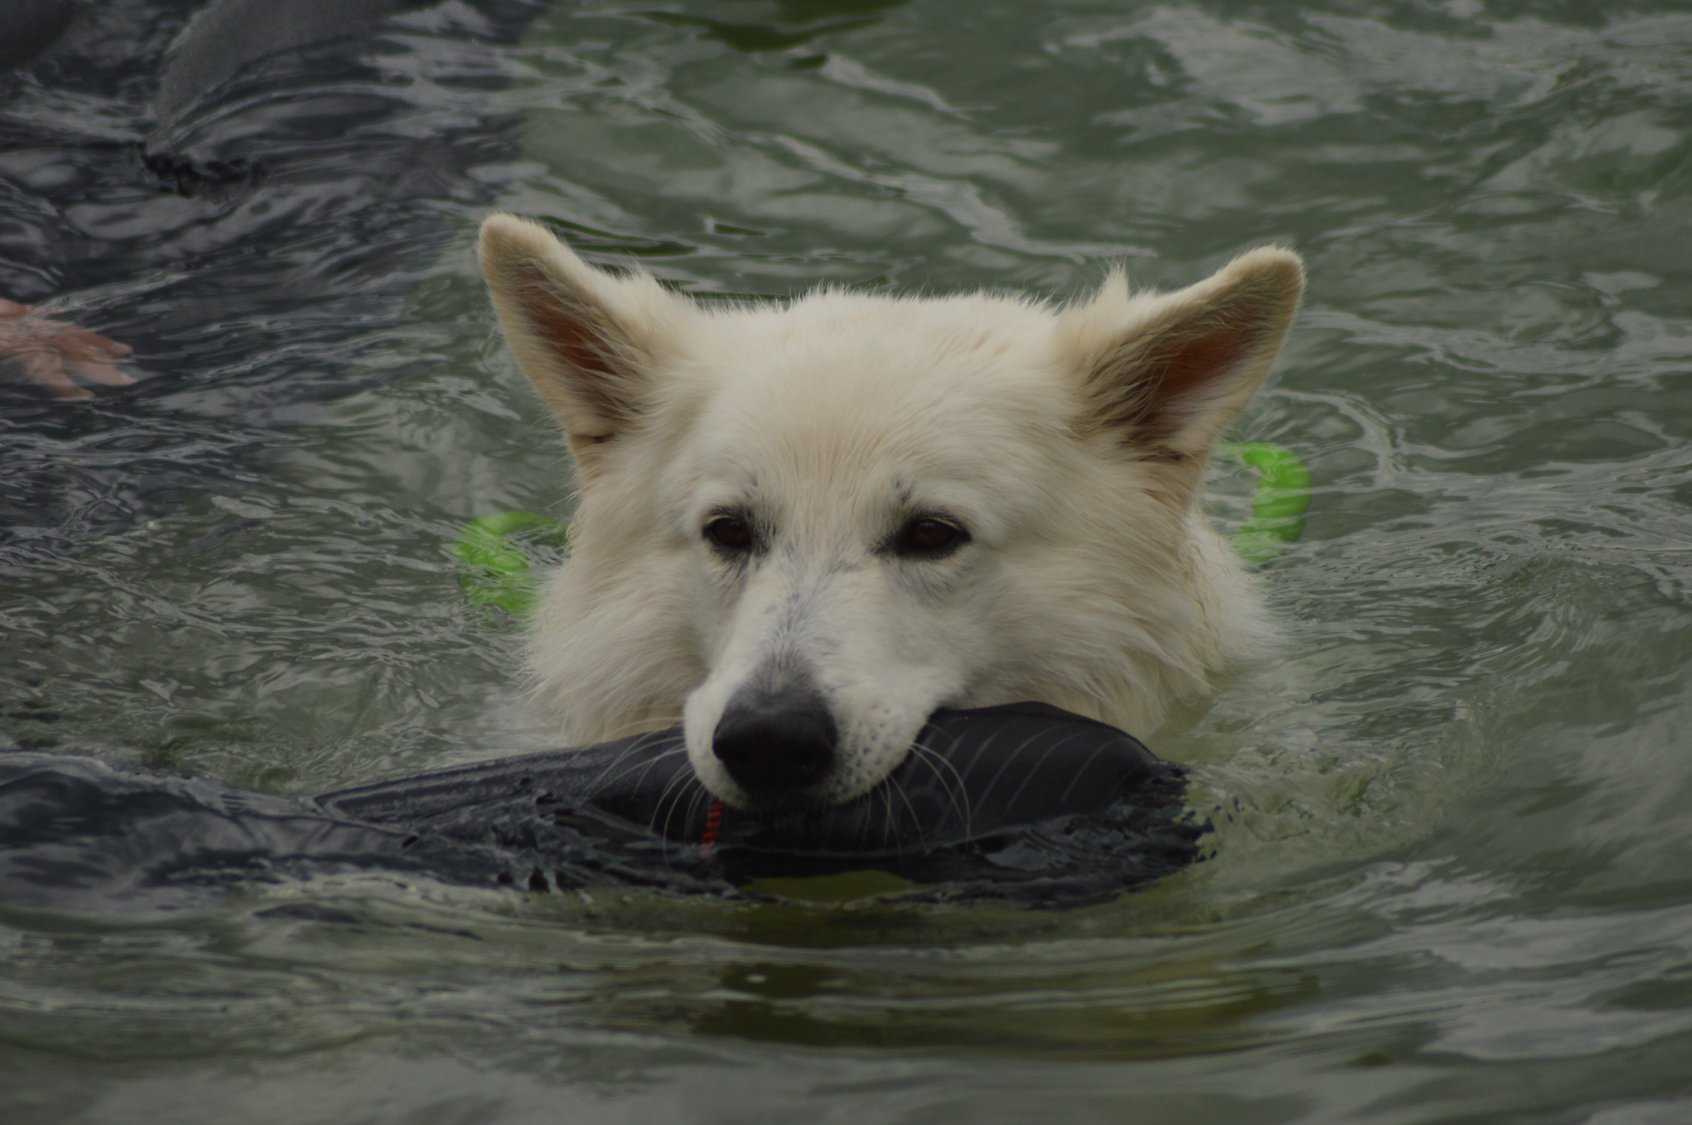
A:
[712, 688, 837, 795]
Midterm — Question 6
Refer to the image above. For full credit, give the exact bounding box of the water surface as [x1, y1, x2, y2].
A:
[4, 1, 1692, 1121]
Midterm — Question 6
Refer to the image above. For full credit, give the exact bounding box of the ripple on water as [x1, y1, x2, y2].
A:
[4, 0, 1692, 1121]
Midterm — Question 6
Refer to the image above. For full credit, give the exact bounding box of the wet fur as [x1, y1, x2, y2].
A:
[478, 215, 1303, 808]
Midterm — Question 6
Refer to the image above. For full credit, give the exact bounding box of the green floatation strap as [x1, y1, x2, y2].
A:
[453, 443, 1310, 616]
[451, 509, 567, 617]
[1217, 441, 1312, 565]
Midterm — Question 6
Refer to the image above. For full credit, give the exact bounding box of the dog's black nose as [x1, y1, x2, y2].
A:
[712, 688, 838, 794]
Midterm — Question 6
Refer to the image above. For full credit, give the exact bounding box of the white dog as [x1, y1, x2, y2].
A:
[478, 215, 1303, 810]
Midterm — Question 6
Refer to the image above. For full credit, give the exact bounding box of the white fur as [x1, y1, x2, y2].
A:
[478, 215, 1303, 808]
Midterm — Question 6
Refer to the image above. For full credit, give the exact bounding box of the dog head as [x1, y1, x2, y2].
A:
[479, 216, 1302, 809]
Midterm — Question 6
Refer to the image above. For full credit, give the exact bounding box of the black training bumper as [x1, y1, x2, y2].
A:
[0, 704, 1205, 909]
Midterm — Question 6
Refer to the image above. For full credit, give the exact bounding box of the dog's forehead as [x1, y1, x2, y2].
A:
[682, 294, 1071, 477]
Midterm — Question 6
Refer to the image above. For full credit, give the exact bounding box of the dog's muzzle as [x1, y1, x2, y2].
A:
[711, 686, 838, 796]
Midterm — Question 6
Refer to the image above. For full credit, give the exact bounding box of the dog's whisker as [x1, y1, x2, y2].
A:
[600, 714, 685, 742]
[908, 737, 972, 837]
[655, 776, 705, 862]
[570, 741, 649, 798]
[991, 727, 1092, 812]
[650, 755, 704, 844]
[583, 736, 688, 797]
[678, 784, 712, 861]
[876, 777, 899, 852]
[881, 773, 921, 854]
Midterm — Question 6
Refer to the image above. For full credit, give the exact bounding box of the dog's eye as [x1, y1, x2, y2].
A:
[704, 515, 755, 552]
[894, 516, 968, 557]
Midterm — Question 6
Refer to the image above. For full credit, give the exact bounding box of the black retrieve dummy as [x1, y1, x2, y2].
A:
[0, 705, 1205, 909]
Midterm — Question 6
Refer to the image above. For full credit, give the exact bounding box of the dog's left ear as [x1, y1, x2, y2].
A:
[1063, 247, 1304, 462]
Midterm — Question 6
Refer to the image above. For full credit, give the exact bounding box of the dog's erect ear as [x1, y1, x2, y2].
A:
[1063, 247, 1304, 461]
[478, 214, 688, 469]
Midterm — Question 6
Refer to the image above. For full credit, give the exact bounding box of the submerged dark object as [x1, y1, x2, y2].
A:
[1, 0, 551, 544]
[0, 705, 1204, 910]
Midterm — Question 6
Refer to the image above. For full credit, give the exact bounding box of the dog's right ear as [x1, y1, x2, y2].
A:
[478, 215, 688, 473]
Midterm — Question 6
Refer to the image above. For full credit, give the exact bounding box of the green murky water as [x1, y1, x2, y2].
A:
[5, 1, 1692, 1120]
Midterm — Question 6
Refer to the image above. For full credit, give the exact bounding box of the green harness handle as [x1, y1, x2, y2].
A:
[453, 443, 1311, 616]
[451, 510, 566, 617]
[1217, 441, 1312, 565]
